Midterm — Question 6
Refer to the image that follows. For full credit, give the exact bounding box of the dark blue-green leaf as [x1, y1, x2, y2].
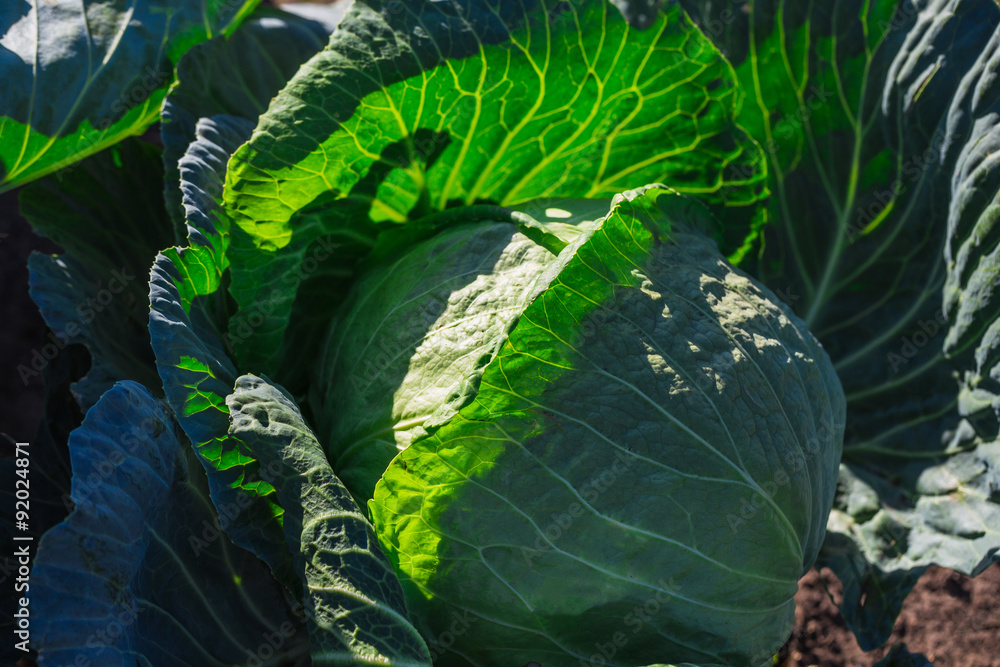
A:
[0, 0, 259, 191]
[22, 140, 174, 409]
[31, 381, 305, 665]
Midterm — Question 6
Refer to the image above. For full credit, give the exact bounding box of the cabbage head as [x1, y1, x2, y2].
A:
[315, 186, 846, 666]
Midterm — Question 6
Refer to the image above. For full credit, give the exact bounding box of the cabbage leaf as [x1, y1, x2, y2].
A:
[221, 0, 769, 380]
[228, 374, 433, 666]
[679, 0, 1000, 647]
[31, 381, 305, 665]
[0, 0, 258, 192]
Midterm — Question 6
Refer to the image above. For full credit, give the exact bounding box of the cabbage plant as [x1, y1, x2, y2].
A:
[341, 189, 845, 664]
[4, 0, 999, 666]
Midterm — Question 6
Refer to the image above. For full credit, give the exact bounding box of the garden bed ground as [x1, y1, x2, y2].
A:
[778, 565, 1000, 666]
[2, 189, 998, 666]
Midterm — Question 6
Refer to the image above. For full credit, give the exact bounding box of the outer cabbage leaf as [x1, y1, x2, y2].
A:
[158, 3, 353, 398]
[221, 0, 768, 379]
[161, 5, 336, 235]
[31, 381, 306, 665]
[0, 0, 259, 192]
[679, 0, 1000, 647]
[369, 187, 845, 665]
[21, 140, 174, 409]
[150, 3, 353, 579]
[228, 374, 432, 667]
[149, 115, 296, 590]
[170, 114, 256, 327]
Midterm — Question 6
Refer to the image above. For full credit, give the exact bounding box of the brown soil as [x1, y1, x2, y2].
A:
[778, 565, 1000, 667]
